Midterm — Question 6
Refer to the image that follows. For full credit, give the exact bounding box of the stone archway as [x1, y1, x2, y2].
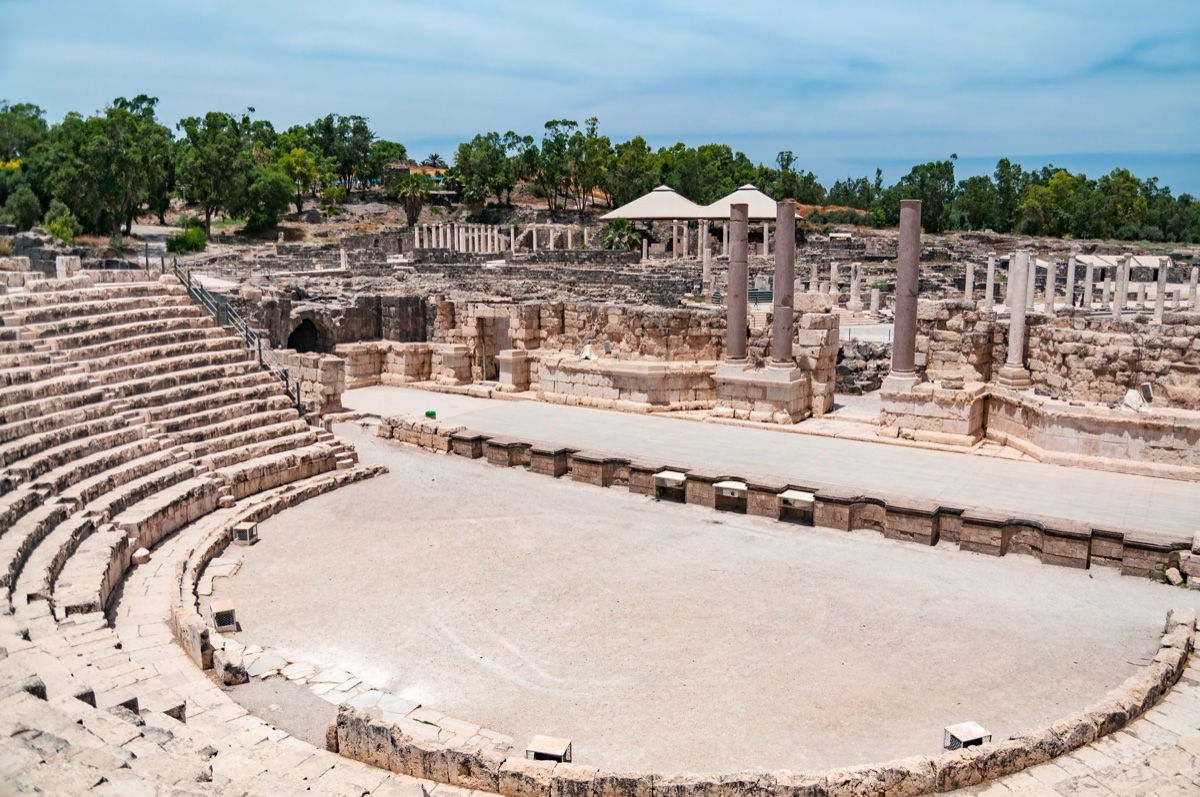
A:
[287, 319, 331, 353]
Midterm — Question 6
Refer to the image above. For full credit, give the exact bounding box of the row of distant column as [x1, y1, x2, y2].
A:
[660, 220, 775, 259]
[968, 253, 1199, 324]
[413, 224, 511, 254]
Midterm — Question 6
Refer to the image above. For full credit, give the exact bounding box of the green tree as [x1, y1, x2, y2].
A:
[607, 136, 658, 207]
[306, 113, 374, 192]
[177, 111, 254, 236]
[1097, 167, 1147, 236]
[454, 132, 508, 210]
[111, 95, 175, 229]
[993, 158, 1026, 233]
[1, 182, 40, 230]
[386, 171, 433, 226]
[277, 148, 319, 213]
[234, 165, 293, 233]
[828, 175, 875, 210]
[421, 153, 447, 168]
[895, 157, 957, 232]
[359, 139, 407, 190]
[534, 119, 576, 214]
[955, 174, 998, 230]
[0, 101, 48, 161]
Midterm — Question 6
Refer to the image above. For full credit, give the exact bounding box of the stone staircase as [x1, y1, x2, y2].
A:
[0, 273, 411, 794]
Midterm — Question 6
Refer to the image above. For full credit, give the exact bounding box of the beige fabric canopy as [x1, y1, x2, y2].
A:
[600, 185, 705, 220]
[701, 184, 778, 220]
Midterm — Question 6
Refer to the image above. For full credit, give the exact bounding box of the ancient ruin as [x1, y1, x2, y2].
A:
[1, 189, 1199, 797]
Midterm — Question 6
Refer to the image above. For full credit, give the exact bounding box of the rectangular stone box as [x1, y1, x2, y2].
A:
[530, 444, 574, 477]
[450, 430, 489, 459]
[683, 470, 721, 508]
[653, 470, 687, 503]
[713, 480, 747, 513]
[778, 488, 816, 526]
[745, 476, 790, 519]
[485, 437, 531, 467]
[569, 451, 626, 487]
[884, 500, 940, 545]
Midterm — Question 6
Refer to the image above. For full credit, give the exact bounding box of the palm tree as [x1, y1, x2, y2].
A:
[422, 154, 447, 169]
[387, 172, 433, 226]
[600, 218, 640, 251]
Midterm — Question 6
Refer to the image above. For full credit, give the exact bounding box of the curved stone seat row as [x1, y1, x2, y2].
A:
[0, 273, 418, 793]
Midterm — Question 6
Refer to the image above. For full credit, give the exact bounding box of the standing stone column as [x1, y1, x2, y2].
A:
[829, 261, 839, 302]
[1190, 266, 1199, 309]
[509, 226, 515, 252]
[1045, 259, 1056, 309]
[1113, 255, 1128, 319]
[1025, 254, 1037, 311]
[1154, 257, 1168, 323]
[583, 227, 589, 248]
[726, 203, 749, 362]
[808, 263, 819, 293]
[702, 249, 712, 291]
[1065, 254, 1077, 308]
[848, 263, 864, 313]
[339, 236, 347, 269]
[532, 227, 538, 253]
[870, 288, 881, 315]
[886, 199, 922, 389]
[641, 237, 648, 261]
[722, 222, 729, 257]
[763, 221, 770, 256]
[964, 260, 975, 303]
[984, 252, 996, 311]
[699, 221, 707, 260]
[1084, 260, 1096, 308]
[567, 228, 573, 250]
[771, 200, 796, 365]
[1137, 281, 1147, 308]
[997, 250, 1031, 388]
[672, 221, 680, 259]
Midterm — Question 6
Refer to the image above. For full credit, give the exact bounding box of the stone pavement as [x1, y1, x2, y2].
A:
[343, 386, 1200, 537]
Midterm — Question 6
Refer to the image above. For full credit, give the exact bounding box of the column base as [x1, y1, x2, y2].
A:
[713, 363, 811, 424]
[995, 364, 1031, 389]
[881, 372, 920, 395]
[846, 300, 864, 313]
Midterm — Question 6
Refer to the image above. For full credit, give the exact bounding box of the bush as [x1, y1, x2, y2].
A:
[0, 238, 10, 256]
[600, 218, 640, 251]
[166, 227, 206, 253]
[1, 183, 41, 231]
[42, 199, 80, 245]
[178, 214, 205, 230]
[322, 185, 347, 205]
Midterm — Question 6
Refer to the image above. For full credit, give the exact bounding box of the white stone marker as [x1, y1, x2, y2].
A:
[985, 253, 996, 311]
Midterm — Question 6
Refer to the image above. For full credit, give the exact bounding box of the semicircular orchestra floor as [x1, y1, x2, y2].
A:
[214, 423, 1200, 773]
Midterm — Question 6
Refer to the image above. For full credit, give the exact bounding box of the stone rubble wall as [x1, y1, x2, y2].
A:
[837, 339, 891, 394]
[914, 300, 1200, 410]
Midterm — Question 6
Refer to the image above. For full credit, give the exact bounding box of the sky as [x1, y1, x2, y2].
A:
[2, 0, 1199, 194]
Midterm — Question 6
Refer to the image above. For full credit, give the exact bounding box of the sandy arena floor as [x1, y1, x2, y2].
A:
[216, 423, 1200, 772]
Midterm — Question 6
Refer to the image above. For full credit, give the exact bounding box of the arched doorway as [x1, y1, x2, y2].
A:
[287, 319, 325, 353]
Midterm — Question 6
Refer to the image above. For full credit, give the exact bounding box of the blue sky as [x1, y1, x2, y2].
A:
[3, 0, 1199, 193]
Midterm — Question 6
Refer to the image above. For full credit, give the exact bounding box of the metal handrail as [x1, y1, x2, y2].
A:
[171, 259, 304, 415]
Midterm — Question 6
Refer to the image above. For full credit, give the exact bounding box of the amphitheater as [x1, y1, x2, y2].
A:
[1, 245, 1199, 797]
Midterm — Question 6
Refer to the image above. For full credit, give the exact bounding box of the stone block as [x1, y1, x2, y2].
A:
[447, 746, 506, 792]
[551, 763, 598, 797]
[569, 452, 626, 487]
[530, 445, 573, 478]
[499, 757, 556, 797]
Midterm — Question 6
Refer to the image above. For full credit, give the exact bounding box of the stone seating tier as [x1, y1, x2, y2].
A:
[0, 278, 384, 794]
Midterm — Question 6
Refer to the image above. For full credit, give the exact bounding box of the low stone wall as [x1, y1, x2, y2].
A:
[169, 466, 386, 675]
[986, 387, 1200, 477]
[536, 355, 716, 412]
[333, 574, 1194, 797]
[376, 412, 1195, 577]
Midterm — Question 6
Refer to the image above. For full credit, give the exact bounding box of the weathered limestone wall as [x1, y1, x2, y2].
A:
[1023, 313, 1200, 408]
[280, 351, 347, 415]
[916, 299, 996, 382]
[245, 293, 427, 351]
[793, 312, 840, 415]
[536, 356, 716, 412]
[986, 388, 1200, 476]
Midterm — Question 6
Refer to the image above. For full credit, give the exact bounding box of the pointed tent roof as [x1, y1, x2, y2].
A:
[600, 185, 705, 220]
[701, 184, 779, 220]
